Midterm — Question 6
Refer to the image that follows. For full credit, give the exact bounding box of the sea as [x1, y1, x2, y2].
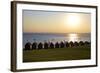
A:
[23, 33, 91, 48]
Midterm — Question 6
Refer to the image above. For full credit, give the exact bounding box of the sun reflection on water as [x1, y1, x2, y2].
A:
[68, 33, 79, 42]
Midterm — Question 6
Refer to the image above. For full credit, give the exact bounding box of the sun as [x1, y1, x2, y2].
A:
[65, 13, 81, 28]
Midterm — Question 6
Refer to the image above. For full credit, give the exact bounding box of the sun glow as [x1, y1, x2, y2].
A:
[65, 14, 81, 28]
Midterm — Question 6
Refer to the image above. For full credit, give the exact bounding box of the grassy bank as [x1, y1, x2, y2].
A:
[23, 45, 91, 62]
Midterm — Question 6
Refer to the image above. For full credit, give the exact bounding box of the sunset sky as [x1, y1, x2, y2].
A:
[23, 10, 91, 33]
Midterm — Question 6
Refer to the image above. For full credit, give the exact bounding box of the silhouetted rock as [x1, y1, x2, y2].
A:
[38, 42, 43, 49]
[74, 41, 79, 46]
[84, 41, 90, 45]
[44, 42, 49, 49]
[79, 41, 84, 46]
[60, 41, 65, 48]
[55, 42, 59, 48]
[49, 42, 54, 48]
[25, 42, 31, 50]
[65, 41, 69, 47]
[69, 41, 74, 47]
[32, 42, 37, 50]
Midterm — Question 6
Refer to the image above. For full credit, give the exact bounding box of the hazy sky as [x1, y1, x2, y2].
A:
[23, 10, 91, 33]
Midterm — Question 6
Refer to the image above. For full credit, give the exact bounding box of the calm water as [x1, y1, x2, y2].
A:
[23, 33, 91, 48]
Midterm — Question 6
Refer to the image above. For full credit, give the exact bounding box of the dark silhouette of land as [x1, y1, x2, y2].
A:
[24, 41, 90, 50]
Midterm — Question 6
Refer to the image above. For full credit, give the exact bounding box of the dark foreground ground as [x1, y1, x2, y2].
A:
[23, 45, 91, 62]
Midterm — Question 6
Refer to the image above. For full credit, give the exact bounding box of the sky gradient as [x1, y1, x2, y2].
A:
[23, 10, 91, 33]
